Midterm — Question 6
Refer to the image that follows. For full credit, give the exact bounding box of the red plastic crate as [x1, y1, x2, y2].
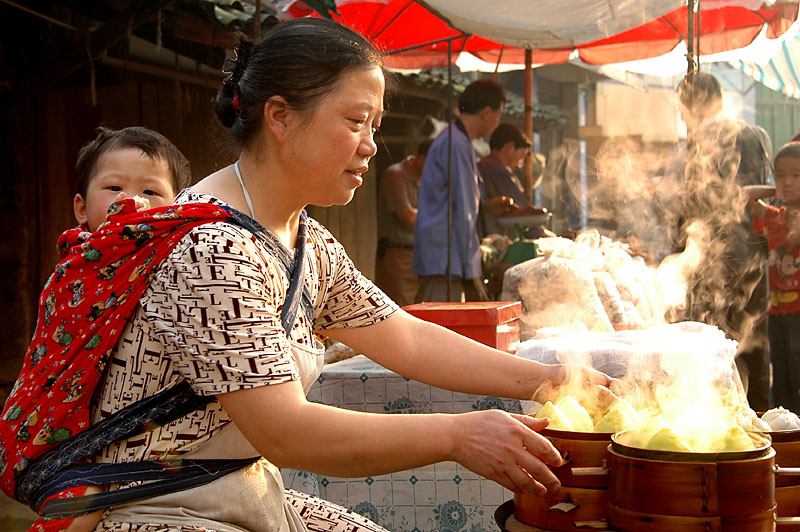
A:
[402, 301, 522, 353]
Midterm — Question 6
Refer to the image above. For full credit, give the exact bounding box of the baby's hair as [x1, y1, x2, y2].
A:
[775, 141, 800, 167]
[75, 126, 191, 197]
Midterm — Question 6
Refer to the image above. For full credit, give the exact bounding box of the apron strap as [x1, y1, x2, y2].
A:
[35, 458, 259, 519]
[227, 208, 313, 336]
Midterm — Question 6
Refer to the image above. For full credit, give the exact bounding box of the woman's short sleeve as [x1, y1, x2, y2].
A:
[143, 222, 300, 395]
[309, 220, 399, 330]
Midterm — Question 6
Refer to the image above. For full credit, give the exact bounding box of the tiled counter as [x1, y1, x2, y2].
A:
[282, 355, 522, 532]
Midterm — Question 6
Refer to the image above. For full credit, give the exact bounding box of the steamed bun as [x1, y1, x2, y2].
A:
[645, 428, 693, 452]
[594, 405, 636, 434]
[717, 426, 756, 452]
[556, 396, 594, 432]
[762, 407, 800, 431]
[535, 401, 573, 431]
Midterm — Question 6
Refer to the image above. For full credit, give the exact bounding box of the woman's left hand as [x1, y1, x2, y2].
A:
[534, 364, 619, 406]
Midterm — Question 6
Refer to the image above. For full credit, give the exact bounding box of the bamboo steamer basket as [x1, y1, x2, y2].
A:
[776, 484, 800, 530]
[606, 503, 776, 532]
[498, 498, 610, 531]
[513, 428, 611, 530]
[772, 430, 800, 529]
[606, 431, 778, 531]
[770, 429, 800, 487]
[774, 429, 800, 530]
[514, 487, 607, 531]
[537, 428, 612, 488]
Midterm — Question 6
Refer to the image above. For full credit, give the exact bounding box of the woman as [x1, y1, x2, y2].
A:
[47, 18, 611, 532]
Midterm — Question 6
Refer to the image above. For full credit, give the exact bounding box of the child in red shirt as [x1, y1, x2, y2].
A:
[746, 141, 800, 413]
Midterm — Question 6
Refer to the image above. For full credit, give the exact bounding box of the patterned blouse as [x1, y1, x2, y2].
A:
[92, 191, 398, 465]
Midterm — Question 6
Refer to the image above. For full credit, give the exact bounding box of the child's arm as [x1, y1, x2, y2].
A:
[788, 208, 800, 248]
[741, 185, 775, 220]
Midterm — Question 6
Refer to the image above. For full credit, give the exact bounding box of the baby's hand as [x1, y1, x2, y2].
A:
[132, 195, 151, 211]
[113, 192, 151, 213]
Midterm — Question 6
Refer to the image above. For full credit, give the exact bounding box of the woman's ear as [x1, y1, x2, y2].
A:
[73, 194, 88, 225]
[264, 96, 290, 144]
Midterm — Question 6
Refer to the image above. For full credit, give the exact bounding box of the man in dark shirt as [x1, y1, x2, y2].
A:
[376, 139, 432, 306]
[478, 123, 547, 236]
[673, 72, 773, 411]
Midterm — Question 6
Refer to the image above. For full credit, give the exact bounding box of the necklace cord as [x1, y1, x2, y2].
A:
[234, 160, 256, 219]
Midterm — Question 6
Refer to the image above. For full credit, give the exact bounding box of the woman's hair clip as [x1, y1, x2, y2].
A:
[222, 55, 238, 75]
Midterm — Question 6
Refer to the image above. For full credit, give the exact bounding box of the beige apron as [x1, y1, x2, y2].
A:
[100, 338, 325, 532]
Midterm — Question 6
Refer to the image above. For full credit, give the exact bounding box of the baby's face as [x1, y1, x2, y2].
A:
[74, 147, 176, 231]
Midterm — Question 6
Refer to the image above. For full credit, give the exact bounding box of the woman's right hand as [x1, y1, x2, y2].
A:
[448, 409, 561, 495]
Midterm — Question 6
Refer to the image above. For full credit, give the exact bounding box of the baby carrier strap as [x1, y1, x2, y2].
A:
[21, 208, 311, 519]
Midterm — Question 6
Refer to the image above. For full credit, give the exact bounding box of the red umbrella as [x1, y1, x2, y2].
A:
[283, 0, 798, 69]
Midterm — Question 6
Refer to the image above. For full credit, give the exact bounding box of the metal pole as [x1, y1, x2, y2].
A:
[578, 85, 589, 230]
[687, 0, 696, 76]
[492, 45, 505, 81]
[446, 39, 453, 301]
[524, 49, 533, 202]
[696, 0, 701, 70]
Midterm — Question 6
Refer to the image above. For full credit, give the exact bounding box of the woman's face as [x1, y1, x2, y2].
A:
[287, 66, 385, 207]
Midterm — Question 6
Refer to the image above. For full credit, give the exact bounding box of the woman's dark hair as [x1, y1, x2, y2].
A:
[458, 79, 506, 115]
[775, 141, 800, 166]
[75, 126, 191, 197]
[215, 18, 389, 149]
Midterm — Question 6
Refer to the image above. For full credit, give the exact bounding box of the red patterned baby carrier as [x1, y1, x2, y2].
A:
[0, 199, 312, 531]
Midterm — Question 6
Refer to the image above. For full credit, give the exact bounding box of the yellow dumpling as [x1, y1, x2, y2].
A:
[556, 396, 594, 432]
[625, 417, 670, 448]
[612, 398, 643, 426]
[645, 428, 693, 452]
[594, 405, 635, 434]
[717, 426, 755, 452]
[535, 401, 573, 431]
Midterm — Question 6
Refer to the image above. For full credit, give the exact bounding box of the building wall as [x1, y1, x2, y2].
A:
[756, 82, 800, 150]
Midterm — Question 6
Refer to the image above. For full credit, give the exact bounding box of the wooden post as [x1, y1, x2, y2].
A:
[255, 0, 262, 38]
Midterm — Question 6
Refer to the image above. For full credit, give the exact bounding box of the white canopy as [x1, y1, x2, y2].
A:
[419, 0, 785, 49]
[419, 0, 681, 49]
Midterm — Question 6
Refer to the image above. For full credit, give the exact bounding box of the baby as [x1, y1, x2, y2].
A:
[72, 126, 192, 231]
[41, 126, 190, 532]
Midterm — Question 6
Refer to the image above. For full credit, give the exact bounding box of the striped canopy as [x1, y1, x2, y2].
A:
[732, 29, 800, 99]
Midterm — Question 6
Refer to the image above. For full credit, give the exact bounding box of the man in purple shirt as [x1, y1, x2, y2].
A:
[478, 123, 534, 235]
[412, 80, 513, 302]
